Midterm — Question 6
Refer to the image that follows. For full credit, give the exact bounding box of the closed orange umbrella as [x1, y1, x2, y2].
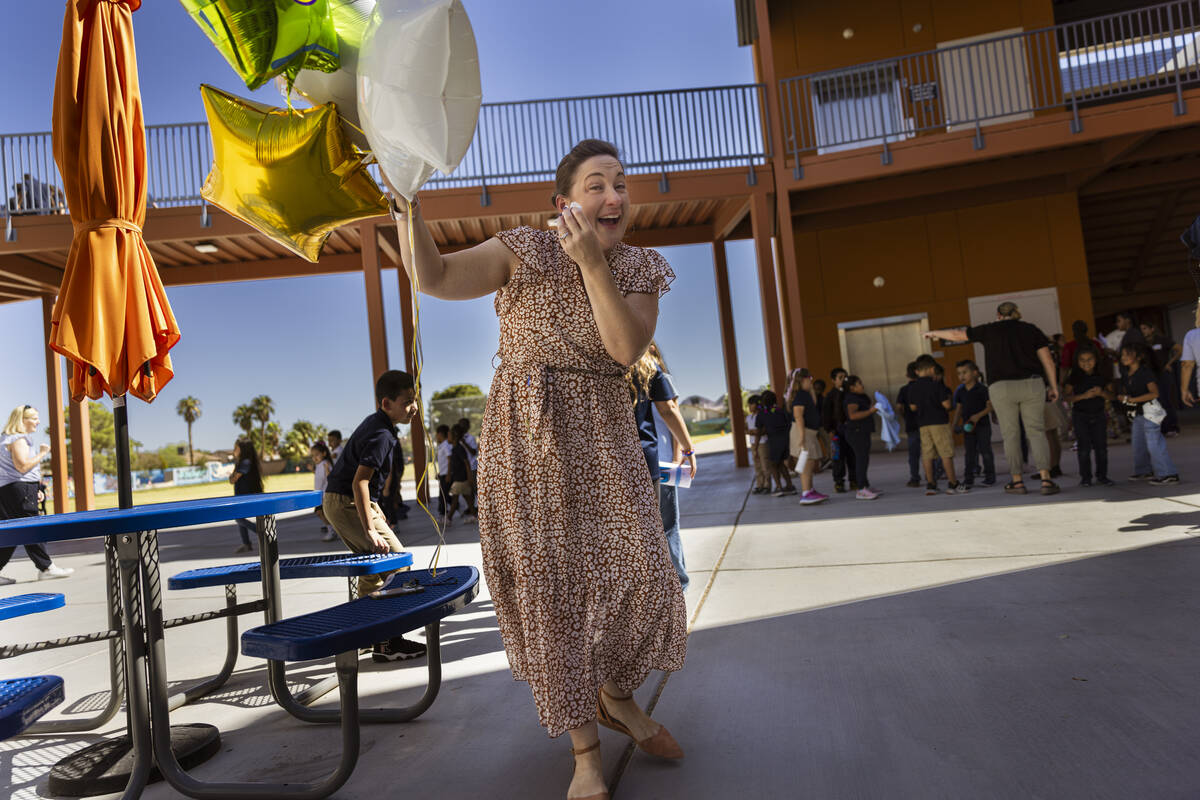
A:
[50, 0, 180, 403]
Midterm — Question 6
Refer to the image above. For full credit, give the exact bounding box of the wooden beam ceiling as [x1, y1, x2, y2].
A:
[0, 254, 63, 293]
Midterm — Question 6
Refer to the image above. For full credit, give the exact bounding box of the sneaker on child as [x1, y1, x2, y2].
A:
[925, 483, 939, 496]
[799, 490, 828, 505]
[855, 487, 880, 500]
[372, 636, 427, 663]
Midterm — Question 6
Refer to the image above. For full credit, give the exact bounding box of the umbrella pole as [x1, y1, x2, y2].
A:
[113, 395, 133, 509]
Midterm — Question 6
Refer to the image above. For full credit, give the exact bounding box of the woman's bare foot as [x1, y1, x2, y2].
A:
[568, 744, 607, 799]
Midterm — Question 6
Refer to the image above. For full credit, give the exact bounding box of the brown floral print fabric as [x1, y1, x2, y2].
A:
[476, 225, 687, 737]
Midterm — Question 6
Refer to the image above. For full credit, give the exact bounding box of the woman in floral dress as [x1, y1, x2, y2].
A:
[387, 139, 687, 800]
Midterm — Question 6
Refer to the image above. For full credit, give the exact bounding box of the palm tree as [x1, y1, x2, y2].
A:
[175, 396, 202, 465]
[232, 404, 255, 437]
[251, 395, 275, 458]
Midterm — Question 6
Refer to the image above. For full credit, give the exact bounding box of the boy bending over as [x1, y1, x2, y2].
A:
[322, 369, 425, 662]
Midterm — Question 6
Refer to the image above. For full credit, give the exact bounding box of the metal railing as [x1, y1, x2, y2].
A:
[0, 84, 767, 234]
[779, 0, 1200, 174]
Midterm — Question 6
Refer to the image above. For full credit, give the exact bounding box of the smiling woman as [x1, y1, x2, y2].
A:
[387, 139, 686, 800]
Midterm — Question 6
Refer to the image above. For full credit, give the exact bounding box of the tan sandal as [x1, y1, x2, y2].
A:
[568, 741, 609, 800]
[596, 687, 683, 760]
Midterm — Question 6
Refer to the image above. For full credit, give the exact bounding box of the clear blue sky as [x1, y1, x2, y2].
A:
[1, 0, 769, 452]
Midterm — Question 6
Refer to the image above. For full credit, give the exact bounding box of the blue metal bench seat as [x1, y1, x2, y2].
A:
[0, 676, 66, 739]
[168, 552, 413, 590]
[164, 552, 414, 711]
[0, 592, 65, 621]
[169, 567, 479, 798]
[1, 594, 67, 739]
[243, 566, 480, 662]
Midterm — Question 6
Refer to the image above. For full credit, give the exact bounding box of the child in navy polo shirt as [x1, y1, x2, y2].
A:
[895, 362, 922, 487]
[908, 355, 964, 495]
[756, 390, 796, 496]
[952, 360, 996, 487]
[1065, 347, 1114, 486]
[322, 370, 424, 662]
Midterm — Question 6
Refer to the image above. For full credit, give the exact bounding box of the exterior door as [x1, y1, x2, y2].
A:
[838, 314, 931, 407]
[938, 28, 1034, 132]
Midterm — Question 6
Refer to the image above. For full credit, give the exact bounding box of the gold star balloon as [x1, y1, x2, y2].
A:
[200, 84, 388, 262]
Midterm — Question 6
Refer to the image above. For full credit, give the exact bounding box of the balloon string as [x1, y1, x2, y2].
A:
[342, 115, 368, 139]
[405, 200, 446, 576]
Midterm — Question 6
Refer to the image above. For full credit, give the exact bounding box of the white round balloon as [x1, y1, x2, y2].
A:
[358, 0, 482, 199]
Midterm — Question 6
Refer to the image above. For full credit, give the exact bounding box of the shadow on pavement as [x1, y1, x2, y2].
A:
[631, 537, 1200, 800]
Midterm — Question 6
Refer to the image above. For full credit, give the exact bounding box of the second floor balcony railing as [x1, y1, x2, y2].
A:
[0, 83, 768, 234]
[778, 0, 1200, 174]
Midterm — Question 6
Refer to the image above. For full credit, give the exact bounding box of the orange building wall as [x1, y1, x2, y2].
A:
[770, 0, 1055, 78]
[791, 192, 1094, 379]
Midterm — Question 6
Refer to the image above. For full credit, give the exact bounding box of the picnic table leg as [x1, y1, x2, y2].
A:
[166, 584, 240, 711]
[143, 521, 361, 799]
[27, 537, 125, 734]
[266, 620, 445, 724]
[136, 529, 223, 781]
[45, 533, 155, 799]
[149, 649, 361, 800]
[114, 531, 153, 799]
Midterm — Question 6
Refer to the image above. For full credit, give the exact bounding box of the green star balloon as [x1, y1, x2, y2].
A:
[181, 0, 340, 90]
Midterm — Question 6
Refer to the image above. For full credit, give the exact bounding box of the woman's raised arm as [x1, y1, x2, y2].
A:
[390, 194, 516, 301]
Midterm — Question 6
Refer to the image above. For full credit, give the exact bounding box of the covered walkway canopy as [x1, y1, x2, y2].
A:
[1, 83, 787, 510]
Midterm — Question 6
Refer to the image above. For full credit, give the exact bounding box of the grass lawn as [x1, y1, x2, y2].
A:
[53, 434, 728, 513]
[691, 432, 726, 444]
[54, 472, 316, 513]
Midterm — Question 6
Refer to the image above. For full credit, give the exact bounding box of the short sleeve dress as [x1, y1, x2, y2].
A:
[479, 226, 688, 737]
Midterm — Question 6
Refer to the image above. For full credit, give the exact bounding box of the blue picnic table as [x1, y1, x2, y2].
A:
[0, 492, 477, 799]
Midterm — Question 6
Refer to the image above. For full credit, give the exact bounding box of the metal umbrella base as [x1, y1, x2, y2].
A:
[47, 723, 221, 797]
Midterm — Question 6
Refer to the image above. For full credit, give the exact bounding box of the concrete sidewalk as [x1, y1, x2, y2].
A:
[3, 427, 1200, 799]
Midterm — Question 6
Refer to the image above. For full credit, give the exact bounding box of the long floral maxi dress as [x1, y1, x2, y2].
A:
[477, 226, 688, 737]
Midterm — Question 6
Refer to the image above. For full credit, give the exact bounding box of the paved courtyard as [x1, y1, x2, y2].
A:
[3, 422, 1200, 799]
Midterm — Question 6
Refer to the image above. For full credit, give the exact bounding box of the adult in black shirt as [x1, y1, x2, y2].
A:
[1064, 347, 1112, 485]
[228, 439, 263, 553]
[927, 301, 1059, 495]
[821, 368, 857, 492]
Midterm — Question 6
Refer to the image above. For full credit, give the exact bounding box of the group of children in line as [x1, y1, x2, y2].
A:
[435, 418, 479, 526]
[747, 334, 1181, 504]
